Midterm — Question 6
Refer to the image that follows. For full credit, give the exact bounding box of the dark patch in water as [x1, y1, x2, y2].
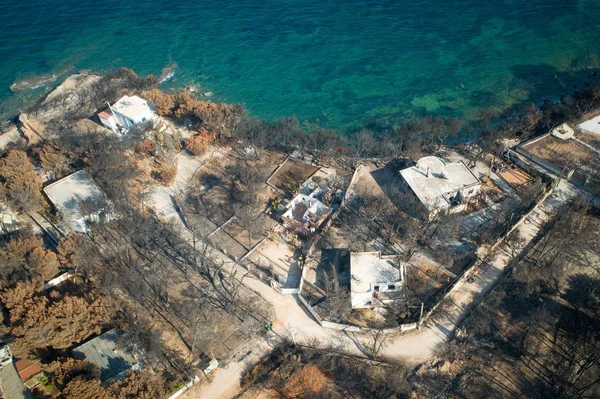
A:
[228, 53, 242, 66]
[469, 90, 498, 107]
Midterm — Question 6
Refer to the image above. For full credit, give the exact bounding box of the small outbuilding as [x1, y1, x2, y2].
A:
[98, 95, 156, 134]
[350, 252, 404, 309]
[399, 156, 482, 218]
[44, 171, 111, 233]
[551, 123, 575, 140]
[14, 359, 46, 389]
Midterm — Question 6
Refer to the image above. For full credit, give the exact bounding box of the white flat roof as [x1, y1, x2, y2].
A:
[112, 95, 154, 123]
[578, 115, 600, 135]
[400, 156, 480, 212]
[350, 252, 402, 294]
[43, 171, 106, 232]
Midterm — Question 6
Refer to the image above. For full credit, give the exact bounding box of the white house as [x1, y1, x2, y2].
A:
[400, 156, 483, 218]
[98, 95, 156, 134]
[44, 171, 112, 233]
[350, 252, 404, 309]
[578, 114, 600, 135]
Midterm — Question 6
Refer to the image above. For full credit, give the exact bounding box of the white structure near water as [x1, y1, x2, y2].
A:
[98, 95, 156, 134]
[400, 156, 482, 218]
[350, 252, 404, 309]
[551, 123, 575, 140]
[44, 171, 111, 233]
[578, 114, 600, 135]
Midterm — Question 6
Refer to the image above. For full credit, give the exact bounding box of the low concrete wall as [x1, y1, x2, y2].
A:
[265, 156, 290, 188]
[270, 280, 299, 295]
[315, 313, 417, 334]
[321, 321, 363, 332]
[166, 376, 200, 399]
[297, 262, 309, 293]
[515, 140, 564, 176]
[420, 182, 554, 323]
[44, 272, 74, 290]
[240, 235, 268, 261]
[277, 161, 552, 336]
[298, 290, 418, 335]
[298, 293, 323, 324]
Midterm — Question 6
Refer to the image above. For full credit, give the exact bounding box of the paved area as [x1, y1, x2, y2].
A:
[143, 148, 228, 218]
[0, 363, 31, 399]
[247, 238, 302, 288]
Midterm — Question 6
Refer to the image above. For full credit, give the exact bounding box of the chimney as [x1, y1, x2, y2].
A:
[426, 167, 430, 178]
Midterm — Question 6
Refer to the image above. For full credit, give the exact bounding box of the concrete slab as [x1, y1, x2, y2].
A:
[0, 362, 30, 399]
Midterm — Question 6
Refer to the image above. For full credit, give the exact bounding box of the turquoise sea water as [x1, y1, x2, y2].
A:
[1, 0, 600, 131]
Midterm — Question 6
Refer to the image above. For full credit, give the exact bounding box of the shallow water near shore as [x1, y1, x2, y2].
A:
[1, 0, 599, 131]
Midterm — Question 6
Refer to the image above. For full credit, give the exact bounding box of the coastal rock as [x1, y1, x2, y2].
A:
[0, 125, 23, 150]
[43, 72, 102, 105]
[75, 118, 105, 135]
[38, 73, 103, 122]
[158, 63, 177, 83]
[10, 74, 58, 92]
[17, 113, 45, 144]
[9, 66, 75, 92]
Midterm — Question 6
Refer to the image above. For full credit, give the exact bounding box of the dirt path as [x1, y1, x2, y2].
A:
[176, 178, 582, 399]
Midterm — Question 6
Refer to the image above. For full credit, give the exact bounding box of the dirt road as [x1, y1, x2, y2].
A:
[177, 178, 581, 399]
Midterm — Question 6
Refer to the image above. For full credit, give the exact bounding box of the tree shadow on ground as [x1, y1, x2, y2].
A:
[315, 248, 350, 291]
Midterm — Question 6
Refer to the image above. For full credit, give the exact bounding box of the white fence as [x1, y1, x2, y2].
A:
[43, 272, 74, 290]
[166, 376, 200, 399]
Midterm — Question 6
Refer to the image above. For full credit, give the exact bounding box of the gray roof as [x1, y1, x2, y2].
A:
[400, 156, 480, 213]
[43, 171, 108, 233]
[72, 329, 136, 382]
